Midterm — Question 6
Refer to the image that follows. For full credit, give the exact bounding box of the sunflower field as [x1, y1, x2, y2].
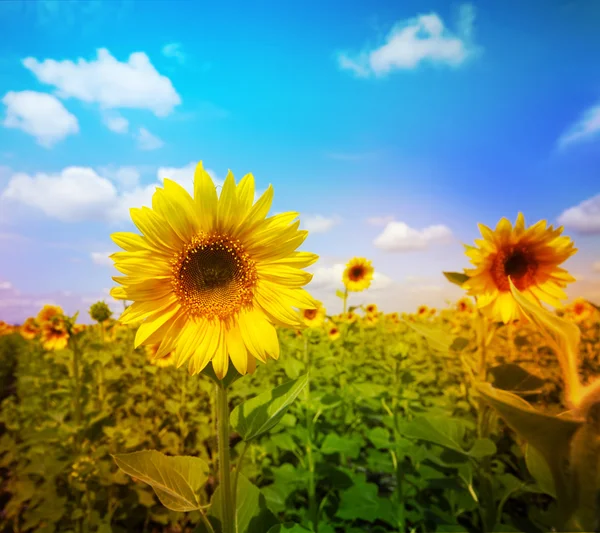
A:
[1, 163, 599, 533]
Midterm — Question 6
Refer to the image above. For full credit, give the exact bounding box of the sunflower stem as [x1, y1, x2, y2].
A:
[71, 336, 83, 437]
[304, 332, 319, 531]
[342, 287, 348, 314]
[216, 382, 235, 533]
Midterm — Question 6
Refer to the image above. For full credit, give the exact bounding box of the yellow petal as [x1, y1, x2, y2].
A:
[226, 325, 249, 375]
[193, 161, 218, 231]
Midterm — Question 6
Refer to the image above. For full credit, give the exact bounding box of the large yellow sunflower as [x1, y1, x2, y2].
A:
[342, 257, 374, 292]
[110, 161, 318, 379]
[463, 213, 576, 323]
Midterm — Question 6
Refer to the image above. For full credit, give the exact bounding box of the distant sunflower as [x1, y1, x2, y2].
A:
[327, 325, 341, 341]
[154, 351, 176, 368]
[20, 317, 40, 340]
[566, 298, 595, 323]
[429, 307, 437, 317]
[364, 313, 379, 327]
[41, 319, 69, 351]
[301, 302, 326, 328]
[417, 305, 429, 317]
[110, 161, 318, 379]
[456, 297, 474, 314]
[340, 311, 358, 324]
[464, 213, 577, 323]
[343, 257, 374, 292]
[364, 303, 378, 316]
[0, 321, 14, 336]
[37, 305, 63, 323]
[387, 312, 401, 323]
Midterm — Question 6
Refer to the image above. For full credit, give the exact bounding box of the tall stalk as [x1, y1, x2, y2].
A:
[303, 332, 318, 531]
[215, 383, 235, 533]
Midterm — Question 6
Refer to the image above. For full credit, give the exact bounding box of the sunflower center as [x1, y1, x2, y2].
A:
[171, 233, 258, 321]
[491, 246, 538, 291]
[304, 309, 318, 320]
[349, 266, 365, 281]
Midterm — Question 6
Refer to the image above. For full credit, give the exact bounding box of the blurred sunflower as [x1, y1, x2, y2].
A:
[565, 298, 595, 323]
[340, 311, 358, 324]
[428, 307, 437, 317]
[343, 257, 374, 292]
[364, 313, 379, 327]
[456, 297, 474, 314]
[301, 302, 326, 328]
[20, 317, 40, 340]
[327, 325, 341, 341]
[364, 303, 378, 316]
[463, 213, 577, 323]
[387, 312, 401, 323]
[0, 321, 14, 336]
[37, 304, 64, 323]
[41, 319, 70, 351]
[154, 351, 176, 368]
[110, 161, 318, 379]
[417, 305, 429, 317]
[72, 324, 87, 335]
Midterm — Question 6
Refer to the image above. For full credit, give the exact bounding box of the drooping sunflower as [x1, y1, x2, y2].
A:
[41, 319, 70, 351]
[343, 257, 374, 292]
[110, 161, 318, 379]
[300, 302, 326, 328]
[20, 317, 40, 340]
[463, 213, 577, 323]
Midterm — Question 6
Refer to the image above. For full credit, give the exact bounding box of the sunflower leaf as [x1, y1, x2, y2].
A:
[443, 271, 470, 287]
[231, 374, 309, 441]
[112, 450, 209, 512]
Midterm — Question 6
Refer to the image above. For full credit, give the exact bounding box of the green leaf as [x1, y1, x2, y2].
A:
[202, 472, 279, 533]
[336, 289, 346, 299]
[112, 450, 209, 512]
[525, 444, 555, 498]
[450, 337, 470, 352]
[230, 374, 308, 441]
[488, 363, 546, 393]
[201, 364, 243, 389]
[267, 524, 313, 533]
[443, 271, 469, 287]
[399, 416, 468, 454]
[509, 280, 582, 407]
[321, 433, 363, 459]
[401, 321, 453, 353]
[475, 382, 583, 522]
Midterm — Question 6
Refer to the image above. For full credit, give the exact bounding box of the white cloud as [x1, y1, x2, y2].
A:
[2, 167, 117, 222]
[366, 215, 395, 226]
[162, 42, 186, 64]
[557, 194, 600, 234]
[301, 214, 341, 233]
[558, 104, 600, 148]
[374, 221, 453, 251]
[99, 165, 140, 189]
[135, 127, 164, 150]
[23, 48, 181, 117]
[338, 3, 478, 78]
[2, 90, 78, 147]
[91, 252, 114, 267]
[0, 281, 13, 290]
[103, 112, 129, 133]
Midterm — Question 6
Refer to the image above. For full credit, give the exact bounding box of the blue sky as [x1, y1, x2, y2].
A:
[0, 0, 599, 323]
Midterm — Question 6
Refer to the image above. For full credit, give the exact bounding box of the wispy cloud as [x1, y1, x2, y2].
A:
[557, 194, 600, 234]
[162, 42, 186, 65]
[135, 127, 164, 150]
[366, 215, 395, 226]
[337, 3, 479, 78]
[301, 214, 342, 233]
[557, 104, 600, 148]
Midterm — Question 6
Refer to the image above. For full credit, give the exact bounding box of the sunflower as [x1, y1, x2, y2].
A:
[301, 302, 326, 328]
[417, 305, 429, 317]
[327, 325, 341, 341]
[463, 213, 577, 323]
[110, 161, 318, 379]
[565, 298, 595, 323]
[364, 303, 378, 316]
[339, 311, 358, 324]
[364, 313, 379, 327]
[37, 304, 64, 323]
[41, 319, 70, 351]
[456, 297, 474, 314]
[154, 351, 176, 368]
[387, 312, 401, 323]
[20, 317, 40, 340]
[0, 321, 14, 336]
[343, 257, 374, 292]
[428, 307, 437, 317]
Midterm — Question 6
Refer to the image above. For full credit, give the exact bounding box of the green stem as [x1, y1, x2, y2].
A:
[304, 332, 318, 531]
[72, 337, 82, 431]
[198, 511, 216, 533]
[233, 441, 250, 513]
[343, 287, 348, 314]
[216, 383, 235, 533]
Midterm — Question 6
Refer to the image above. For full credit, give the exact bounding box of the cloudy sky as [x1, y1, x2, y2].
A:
[0, 0, 599, 324]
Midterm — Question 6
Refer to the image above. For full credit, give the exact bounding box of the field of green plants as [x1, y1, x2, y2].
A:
[1, 293, 599, 533]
